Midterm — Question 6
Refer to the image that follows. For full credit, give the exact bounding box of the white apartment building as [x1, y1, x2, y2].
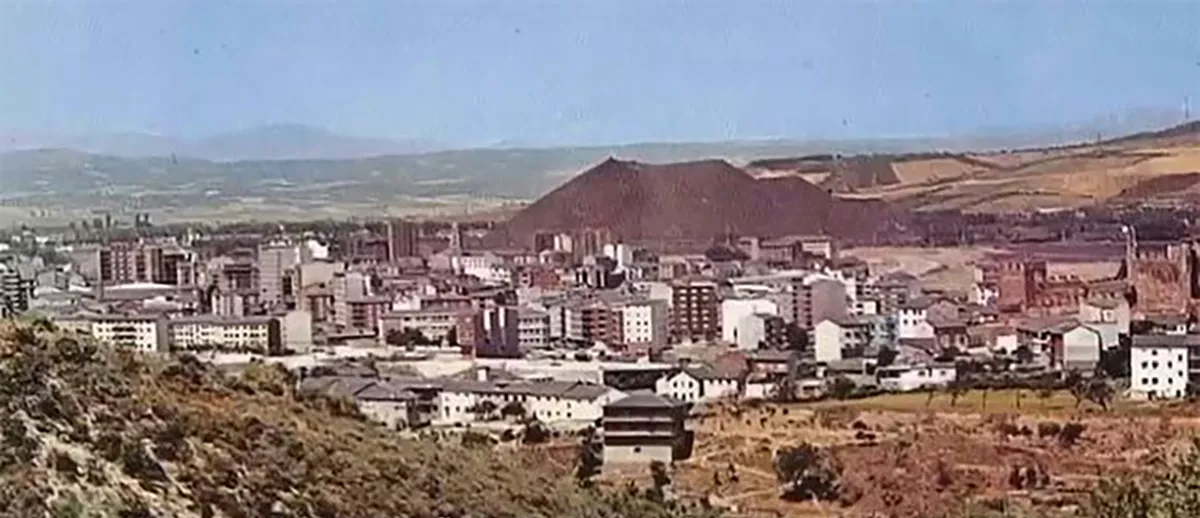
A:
[518, 308, 551, 349]
[620, 299, 668, 346]
[897, 299, 935, 339]
[813, 317, 871, 363]
[89, 315, 165, 353]
[1130, 335, 1193, 400]
[720, 297, 779, 344]
[258, 241, 301, 306]
[166, 315, 281, 353]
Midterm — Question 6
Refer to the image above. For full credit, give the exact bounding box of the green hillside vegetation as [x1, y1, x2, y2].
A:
[0, 322, 715, 518]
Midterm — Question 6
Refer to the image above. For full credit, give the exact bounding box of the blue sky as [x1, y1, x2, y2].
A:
[2, 0, 1199, 146]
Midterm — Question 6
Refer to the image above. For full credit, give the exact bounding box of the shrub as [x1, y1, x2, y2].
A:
[1037, 421, 1062, 438]
[774, 442, 844, 502]
[1059, 422, 1086, 446]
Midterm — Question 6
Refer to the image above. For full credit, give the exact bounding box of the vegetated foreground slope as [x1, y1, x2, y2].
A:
[501, 158, 898, 245]
[0, 323, 706, 518]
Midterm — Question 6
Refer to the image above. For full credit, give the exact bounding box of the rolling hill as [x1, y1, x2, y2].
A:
[743, 120, 1200, 213]
[5, 119, 1200, 226]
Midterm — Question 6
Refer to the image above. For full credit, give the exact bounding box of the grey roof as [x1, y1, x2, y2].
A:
[605, 392, 686, 409]
[680, 364, 737, 381]
[299, 376, 416, 402]
[899, 297, 934, 310]
[438, 378, 614, 401]
[1145, 313, 1190, 327]
[1131, 334, 1200, 348]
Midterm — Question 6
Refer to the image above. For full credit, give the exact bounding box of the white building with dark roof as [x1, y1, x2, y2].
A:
[1130, 335, 1197, 400]
[654, 365, 739, 403]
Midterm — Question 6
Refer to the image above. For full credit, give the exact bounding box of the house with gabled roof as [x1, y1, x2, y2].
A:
[654, 364, 740, 403]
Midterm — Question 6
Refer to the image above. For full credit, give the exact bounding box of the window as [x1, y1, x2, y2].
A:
[1142, 362, 1149, 369]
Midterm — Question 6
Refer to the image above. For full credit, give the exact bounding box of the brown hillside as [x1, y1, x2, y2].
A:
[502, 158, 895, 245]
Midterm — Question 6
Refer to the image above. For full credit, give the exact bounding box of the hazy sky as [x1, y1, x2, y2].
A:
[2, 0, 1200, 146]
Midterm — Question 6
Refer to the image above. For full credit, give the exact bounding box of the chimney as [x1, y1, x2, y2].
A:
[475, 366, 489, 382]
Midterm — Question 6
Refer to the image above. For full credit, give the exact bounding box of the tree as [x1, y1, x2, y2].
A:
[1083, 378, 1116, 411]
[471, 400, 498, 420]
[1014, 344, 1035, 365]
[1065, 370, 1087, 408]
[1098, 344, 1131, 379]
[945, 377, 970, 407]
[521, 418, 551, 445]
[784, 323, 809, 353]
[500, 401, 527, 419]
[826, 376, 856, 400]
[876, 347, 899, 368]
[648, 460, 671, 502]
[1058, 422, 1086, 446]
[384, 327, 433, 347]
[575, 427, 603, 488]
[774, 443, 843, 502]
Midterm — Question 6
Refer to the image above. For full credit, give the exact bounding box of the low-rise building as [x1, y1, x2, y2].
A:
[517, 308, 550, 349]
[432, 370, 624, 426]
[167, 315, 282, 354]
[1130, 334, 1197, 400]
[876, 363, 957, 392]
[379, 308, 482, 347]
[654, 365, 739, 403]
[89, 314, 166, 353]
[814, 316, 871, 363]
[300, 376, 421, 429]
[897, 298, 935, 339]
[720, 297, 778, 344]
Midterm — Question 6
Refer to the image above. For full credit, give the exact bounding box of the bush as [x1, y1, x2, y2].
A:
[1058, 422, 1086, 446]
[774, 442, 844, 502]
[1037, 422, 1062, 438]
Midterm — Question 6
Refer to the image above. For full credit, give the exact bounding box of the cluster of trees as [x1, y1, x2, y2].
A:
[384, 327, 456, 348]
[773, 442, 848, 503]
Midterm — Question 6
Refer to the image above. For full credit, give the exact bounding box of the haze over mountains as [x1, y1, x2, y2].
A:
[0, 108, 1186, 162]
[0, 124, 445, 161]
[0, 110, 1195, 227]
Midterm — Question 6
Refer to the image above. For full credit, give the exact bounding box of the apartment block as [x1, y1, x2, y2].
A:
[89, 315, 166, 353]
[167, 315, 282, 354]
[671, 280, 719, 343]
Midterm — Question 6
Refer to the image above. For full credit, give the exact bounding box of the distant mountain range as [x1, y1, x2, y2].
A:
[0, 124, 445, 161]
[0, 108, 1186, 162]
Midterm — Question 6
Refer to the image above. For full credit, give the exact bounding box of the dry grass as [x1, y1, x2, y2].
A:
[891, 158, 982, 185]
[671, 394, 1200, 518]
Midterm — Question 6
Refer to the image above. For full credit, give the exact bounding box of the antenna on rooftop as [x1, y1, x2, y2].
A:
[1185, 96, 1191, 121]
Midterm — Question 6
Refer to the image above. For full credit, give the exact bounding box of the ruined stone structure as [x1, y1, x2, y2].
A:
[1122, 242, 1196, 316]
[979, 256, 1131, 317]
[976, 257, 1048, 312]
